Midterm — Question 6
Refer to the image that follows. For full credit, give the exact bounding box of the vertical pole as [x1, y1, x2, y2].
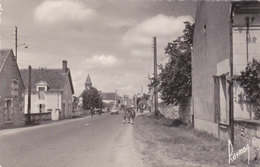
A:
[153, 37, 159, 116]
[151, 94, 154, 113]
[15, 26, 17, 61]
[0, 9, 1, 49]
[230, 19, 234, 145]
[245, 17, 249, 63]
[27, 65, 31, 124]
[135, 94, 137, 111]
[115, 90, 117, 107]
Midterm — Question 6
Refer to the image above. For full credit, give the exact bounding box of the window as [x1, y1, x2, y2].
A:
[214, 74, 230, 125]
[38, 87, 45, 99]
[39, 104, 45, 113]
[5, 98, 13, 123]
[11, 79, 18, 100]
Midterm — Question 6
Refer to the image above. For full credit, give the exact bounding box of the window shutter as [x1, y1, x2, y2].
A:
[214, 76, 220, 123]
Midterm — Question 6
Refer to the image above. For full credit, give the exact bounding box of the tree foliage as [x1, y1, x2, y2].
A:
[82, 87, 103, 109]
[72, 96, 79, 111]
[136, 93, 150, 109]
[137, 93, 150, 105]
[158, 22, 194, 105]
[232, 58, 260, 119]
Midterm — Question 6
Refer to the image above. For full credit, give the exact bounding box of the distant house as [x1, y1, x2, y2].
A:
[78, 74, 118, 109]
[0, 49, 26, 128]
[193, 0, 260, 144]
[20, 60, 74, 120]
[101, 92, 118, 107]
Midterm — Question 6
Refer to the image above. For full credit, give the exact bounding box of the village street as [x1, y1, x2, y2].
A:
[0, 112, 144, 167]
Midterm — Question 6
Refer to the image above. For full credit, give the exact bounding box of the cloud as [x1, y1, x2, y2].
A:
[129, 48, 151, 58]
[34, 0, 97, 29]
[122, 14, 194, 47]
[82, 55, 123, 69]
[0, 3, 2, 22]
[118, 85, 135, 96]
[105, 18, 137, 29]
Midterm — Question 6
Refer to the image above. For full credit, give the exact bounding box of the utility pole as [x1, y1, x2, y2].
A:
[115, 90, 117, 107]
[0, 3, 2, 49]
[27, 65, 31, 124]
[153, 37, 159, 116]
[15, 26, 17, 61]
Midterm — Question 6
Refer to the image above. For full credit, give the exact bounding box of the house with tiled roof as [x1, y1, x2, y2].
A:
[20, 60, 74, 120]
[0, 49, 26, 129]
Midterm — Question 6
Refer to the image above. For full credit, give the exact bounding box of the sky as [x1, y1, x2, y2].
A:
[0, 0, 196, 97]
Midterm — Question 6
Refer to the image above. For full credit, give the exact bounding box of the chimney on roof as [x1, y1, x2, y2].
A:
[62, 60, 67, 73]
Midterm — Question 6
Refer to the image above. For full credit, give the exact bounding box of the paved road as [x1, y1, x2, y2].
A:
[0, 112, 144, 167]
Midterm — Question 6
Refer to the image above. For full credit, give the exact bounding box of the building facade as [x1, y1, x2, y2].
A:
[0, 49, 26, 128]
[193, 0, 260, 144]
[20, 60, 74, 120]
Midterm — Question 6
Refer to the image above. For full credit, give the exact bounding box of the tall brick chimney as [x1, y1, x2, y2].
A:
[62, 60, 67, 73]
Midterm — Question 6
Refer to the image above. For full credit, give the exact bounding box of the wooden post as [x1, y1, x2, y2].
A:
[27, 65, 31, 124]
[153, 37, 158, 116]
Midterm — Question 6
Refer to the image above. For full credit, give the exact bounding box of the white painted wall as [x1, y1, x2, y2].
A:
[24, 91, 62, 120]
[233, 15, 260, 119]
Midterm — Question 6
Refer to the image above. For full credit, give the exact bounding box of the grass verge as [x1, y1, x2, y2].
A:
[133, 113, 256, 167]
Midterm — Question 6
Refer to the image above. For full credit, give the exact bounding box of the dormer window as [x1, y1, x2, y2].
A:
[38, 87, 45, 99]
[36, 81, 49, 99]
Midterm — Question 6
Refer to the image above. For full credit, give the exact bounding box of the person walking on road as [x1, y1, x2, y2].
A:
[123, 108, 129, 124]
[129, 105, 136, 125]
[90, 107, 94, 117]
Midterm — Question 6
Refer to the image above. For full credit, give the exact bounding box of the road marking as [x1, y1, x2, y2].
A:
[85, 123, 93, 126]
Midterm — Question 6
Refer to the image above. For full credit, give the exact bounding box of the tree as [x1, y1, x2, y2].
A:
[82, 87, 103, 110]
[136, 93, 150, 109]
[232, 58, 260, 119]
[136, 93, 150, 106]
[72, 96, 79, 111]
[158, 22, 194, 105]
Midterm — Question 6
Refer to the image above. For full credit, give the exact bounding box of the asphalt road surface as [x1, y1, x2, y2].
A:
[0, 112, 144, 167]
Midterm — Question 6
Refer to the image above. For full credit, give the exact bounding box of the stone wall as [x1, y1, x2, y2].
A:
[158, 97, 192, 124]
[234, 120, 260, 161]
[25, 112, 52, 123]
[158, 103, 179, 120]
[0, 49, 26, 129]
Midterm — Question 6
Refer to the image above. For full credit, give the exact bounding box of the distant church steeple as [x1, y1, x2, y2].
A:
[85, 74, 92, 90]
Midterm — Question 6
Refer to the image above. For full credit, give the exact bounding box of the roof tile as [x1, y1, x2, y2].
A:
[0, 49, 12, 72]
[20, 68, 67, 91]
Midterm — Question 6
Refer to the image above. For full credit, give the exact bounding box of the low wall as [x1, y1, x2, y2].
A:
[158, 97, 192, 124]
[158, 103, 179, 120]
[25, 112, 52, 123]
[13, 113, 26, 127]
[234, 119, 260, 161]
